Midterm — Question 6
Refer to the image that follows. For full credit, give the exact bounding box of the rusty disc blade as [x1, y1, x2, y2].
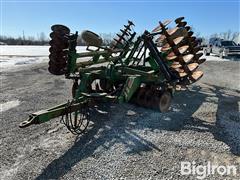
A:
[51, 24, 70, 34]
[182, 54, 194, 63]
[175, 17, 185, 24]
[174, 68, 185, 73]
[178, 45, 189, 54]
[185, 26, 191, 31]
[191, 41, 198, 47]
[173, 36, 185, 45]
[171, 62, 182, 68]
[179, 71, 188, 77]
[188, 31, 194, 37]
[50, 32, 67, 40]
[187, 63, 199, 71]
[166, 27, 179, 36]
[166, 51, 177, 60]
[177, 21, 187, 27]
[193, 46, 201, 53]
[195, 53, 203, 59]
[190, 70, 203, 81]
[161, 36, 185, 51]
[198, 58, 206, 64]
[190, 36, 196, 42]
[152, 19, 172, 32]
[161, 45, 171, 52]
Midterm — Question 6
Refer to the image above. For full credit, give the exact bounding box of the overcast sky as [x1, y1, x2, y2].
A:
[1, 0, 239, 38]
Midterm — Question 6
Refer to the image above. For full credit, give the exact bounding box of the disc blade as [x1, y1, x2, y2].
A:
[166, 51, 177, 60]
[190, 36, 196, 42]
[161, 45, 171, 52]
[195, 53, 203, 59]
[174, 68, 185, 73]
[177, 21, 187, 27]
[51, 24, 70, 34]
[161, 36, 185, 51]
[188, 31, 194, 36]
[178, 45, 189, 54]
[175, 17, 185, 24]
[185, 26, 191, 31]
[152, 19, 172, 32]
[198, 58, 206, 64]
[182, 54, 194, 63]
[190, 70, 203, 81]
[173, 36, 185, 45]
[187, 63, 199, 71]
[192, 46, 201, 53]
[166, 27, 179, 36]
[179, 72, 188, 77]
[171, 62, 182, 68]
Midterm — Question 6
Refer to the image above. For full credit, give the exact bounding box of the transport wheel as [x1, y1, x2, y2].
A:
[158, 91, 172, 112]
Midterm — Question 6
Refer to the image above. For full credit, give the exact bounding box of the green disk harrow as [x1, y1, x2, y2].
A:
[20, 17, 206, 135]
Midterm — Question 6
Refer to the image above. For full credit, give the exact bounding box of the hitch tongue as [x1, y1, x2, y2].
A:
[19, 114, 38, 128]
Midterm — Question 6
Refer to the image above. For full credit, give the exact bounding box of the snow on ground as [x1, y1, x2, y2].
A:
[0, 45, 237, 71]
[0, 46, 87, 71]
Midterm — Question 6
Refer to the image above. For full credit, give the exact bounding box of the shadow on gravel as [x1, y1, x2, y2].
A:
[36, 83, 240, 179]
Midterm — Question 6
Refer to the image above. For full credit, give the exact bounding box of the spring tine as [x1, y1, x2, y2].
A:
[175, 17, 185, 24]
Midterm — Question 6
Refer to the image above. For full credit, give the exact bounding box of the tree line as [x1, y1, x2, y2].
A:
[0, 32, 115, 46]
[0, 30, 239, 46]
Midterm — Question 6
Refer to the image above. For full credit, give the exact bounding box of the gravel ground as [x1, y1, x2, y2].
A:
[0, 60, 240, 180]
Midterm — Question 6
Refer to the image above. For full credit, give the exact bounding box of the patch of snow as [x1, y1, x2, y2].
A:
[0, 100, 20, 112]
